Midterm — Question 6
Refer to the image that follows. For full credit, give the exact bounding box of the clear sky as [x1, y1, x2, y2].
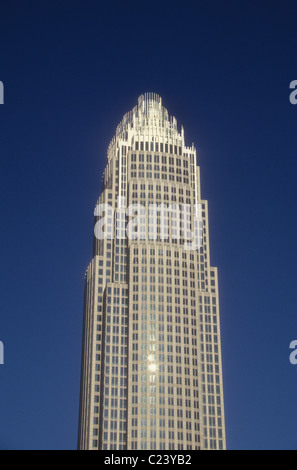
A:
[0, 0, 297, 450]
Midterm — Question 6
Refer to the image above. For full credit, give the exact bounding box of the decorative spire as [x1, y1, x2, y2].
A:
[110, 93, 182, 149]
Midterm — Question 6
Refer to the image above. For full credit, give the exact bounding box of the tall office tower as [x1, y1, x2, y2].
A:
[78, 93, 226, 451]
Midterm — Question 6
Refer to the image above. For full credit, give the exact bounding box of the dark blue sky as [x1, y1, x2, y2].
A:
[1, 0, 297, 450]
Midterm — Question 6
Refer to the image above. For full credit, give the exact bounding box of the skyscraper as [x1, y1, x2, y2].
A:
[78, 93, 226, 450]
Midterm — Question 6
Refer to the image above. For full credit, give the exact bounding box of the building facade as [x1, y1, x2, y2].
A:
[78, 93, 226, 450]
